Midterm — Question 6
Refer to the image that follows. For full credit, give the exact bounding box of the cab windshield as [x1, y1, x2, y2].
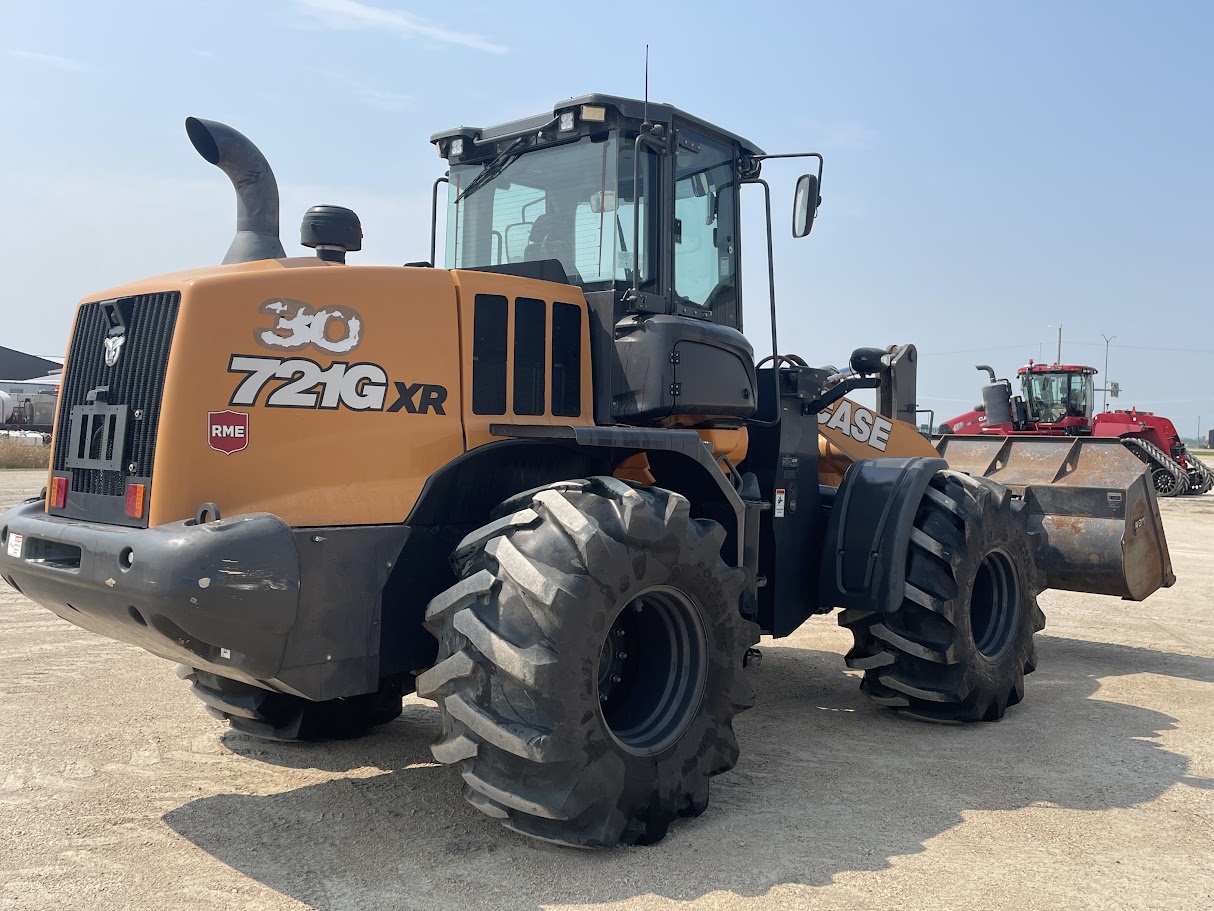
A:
[445, 134, 654, 289]
[1023, 372, 1092, 423]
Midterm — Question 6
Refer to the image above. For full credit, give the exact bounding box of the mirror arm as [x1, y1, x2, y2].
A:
[749, 150, 824, 171]
[742, 177, 783, 428]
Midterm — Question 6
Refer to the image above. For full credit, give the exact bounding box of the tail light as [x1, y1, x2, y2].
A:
[50, 476, 69, 509]
[125, 483, 146, 520]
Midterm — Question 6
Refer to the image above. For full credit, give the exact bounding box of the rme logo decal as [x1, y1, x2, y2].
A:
[818, 400, 895, 452]
[227, 355, 447, 414]
[209, 410, 250, 455]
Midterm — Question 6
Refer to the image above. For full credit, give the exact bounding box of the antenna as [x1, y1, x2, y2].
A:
[642, 45, 650, 130]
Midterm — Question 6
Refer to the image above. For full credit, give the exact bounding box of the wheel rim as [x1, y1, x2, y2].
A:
[1153, 469, 1177, 495]
[596, 585, 708, 757]
[969, 549, 1021, 660]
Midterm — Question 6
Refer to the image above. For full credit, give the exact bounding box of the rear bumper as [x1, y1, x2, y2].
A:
[0, 500, 409, 700]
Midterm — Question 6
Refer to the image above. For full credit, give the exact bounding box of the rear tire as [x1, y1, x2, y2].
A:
[840, 470, 1046, 723]
[417, 477, 758, 847]
[179, 666, 403, 741]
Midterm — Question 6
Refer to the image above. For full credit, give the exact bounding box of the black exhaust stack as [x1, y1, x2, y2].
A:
[185, 117, 286, 265]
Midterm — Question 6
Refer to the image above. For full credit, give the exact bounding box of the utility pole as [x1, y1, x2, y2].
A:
[1101, 333, 1116, 411]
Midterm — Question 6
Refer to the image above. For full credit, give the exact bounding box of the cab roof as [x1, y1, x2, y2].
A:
[1018, 363, 1098, 376]
[430, 93, 766, 158]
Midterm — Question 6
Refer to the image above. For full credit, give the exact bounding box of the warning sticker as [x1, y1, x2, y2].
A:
[6, 533, 23, 558]
[774, 489, 786, 519]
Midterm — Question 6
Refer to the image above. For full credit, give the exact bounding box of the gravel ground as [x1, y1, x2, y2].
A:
[1, 468, 1211, 911]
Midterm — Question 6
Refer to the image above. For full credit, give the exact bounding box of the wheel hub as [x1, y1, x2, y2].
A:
[595, 586, 708, 757]
[1153, 469, 1178, 495]
[969, 549, 1021, 660]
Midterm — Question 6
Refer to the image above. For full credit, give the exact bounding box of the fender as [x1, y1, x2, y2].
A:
[818, 456, 948, 615]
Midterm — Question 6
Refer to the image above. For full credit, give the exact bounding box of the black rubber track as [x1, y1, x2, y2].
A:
[416, 477, 759, 847]
[839, 470, 1046, 724]
[1194, 461, 1214, 495]
[179, 666, 403, 741]
[1177, 447, 1214, 496]
[1123, 437, 1189, 497]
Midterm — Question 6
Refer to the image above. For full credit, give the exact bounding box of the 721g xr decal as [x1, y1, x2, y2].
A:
[227, 354, 447, 414]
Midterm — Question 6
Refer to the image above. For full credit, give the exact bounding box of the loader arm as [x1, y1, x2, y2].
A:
[802, 333, 1175, 606]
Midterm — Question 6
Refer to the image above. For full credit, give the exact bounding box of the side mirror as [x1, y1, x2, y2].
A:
[792, 173, 821, 237]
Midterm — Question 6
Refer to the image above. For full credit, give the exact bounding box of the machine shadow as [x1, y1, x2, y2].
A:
[163, 634, 1213, 910]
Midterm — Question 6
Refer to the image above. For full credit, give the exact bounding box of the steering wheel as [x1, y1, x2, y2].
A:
[755, 354, 809, 369]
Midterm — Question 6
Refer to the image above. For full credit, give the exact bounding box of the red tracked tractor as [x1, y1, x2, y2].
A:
[940, 362, 1214, 498]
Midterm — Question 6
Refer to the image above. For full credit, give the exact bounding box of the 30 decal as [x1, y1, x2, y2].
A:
[256, 299, 363, 354]
[227, 355, 447, 414]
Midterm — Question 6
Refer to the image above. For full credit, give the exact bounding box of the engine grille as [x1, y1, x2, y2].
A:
[52, 291, 180, 498]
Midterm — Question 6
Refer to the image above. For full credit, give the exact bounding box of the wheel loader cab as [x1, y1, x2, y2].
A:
[433, 95, 759, 429]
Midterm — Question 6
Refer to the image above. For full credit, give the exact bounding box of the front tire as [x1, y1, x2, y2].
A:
[840, 470, 1046, 723]
[417, 477, 758, 847]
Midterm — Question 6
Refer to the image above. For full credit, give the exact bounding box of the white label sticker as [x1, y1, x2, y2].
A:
[774, 489, 786, 519]
[6, 533, 22, 558]
[618, 250, 634, 271]
[219, 647, 231, 660]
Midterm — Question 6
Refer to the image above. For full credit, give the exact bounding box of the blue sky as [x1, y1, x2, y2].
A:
[2, 0, 1211, 435]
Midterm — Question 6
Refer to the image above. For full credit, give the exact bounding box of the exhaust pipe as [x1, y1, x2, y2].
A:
[185, 117, 286, 265]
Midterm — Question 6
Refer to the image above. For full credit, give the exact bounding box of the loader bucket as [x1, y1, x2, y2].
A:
[932, 435, 1175, 601]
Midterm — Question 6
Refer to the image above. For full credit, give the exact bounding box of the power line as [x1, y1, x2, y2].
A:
[1111, 343, 1214, 354]
[923, 341, 1214, 356]
[917, 343, 1039, 356]
[1042, 339, 1214, 354]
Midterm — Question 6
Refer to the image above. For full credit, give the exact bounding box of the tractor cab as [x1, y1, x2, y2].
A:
[1017, 363, 1096, 427]
[431, 95, 821, 427]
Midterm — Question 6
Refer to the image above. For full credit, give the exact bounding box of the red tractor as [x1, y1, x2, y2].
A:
[940, 362, 1213, 497]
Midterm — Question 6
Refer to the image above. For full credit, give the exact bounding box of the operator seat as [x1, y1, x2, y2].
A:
[523, 213, 573, 268]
